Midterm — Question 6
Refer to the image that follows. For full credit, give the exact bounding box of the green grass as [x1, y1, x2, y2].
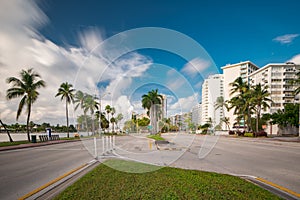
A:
[54, 159, 281, 200]
[244, 132, 254, 137]
[0, 140, 30, 147]
[147, 134, 165, 141]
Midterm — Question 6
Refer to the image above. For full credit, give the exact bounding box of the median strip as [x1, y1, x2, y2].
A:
[255, 177, 300, 198]
[18, 163, 88, 200]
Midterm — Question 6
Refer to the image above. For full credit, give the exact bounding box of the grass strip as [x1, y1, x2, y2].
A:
[54, 159, 281, 200]
[147, 134, 165, 141]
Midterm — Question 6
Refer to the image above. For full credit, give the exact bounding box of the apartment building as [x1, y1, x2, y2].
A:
[248, 62, 300, 114]
[221, 61, 259, 128]
[201, 74, 224, 128]
[191, 103, 202, 126]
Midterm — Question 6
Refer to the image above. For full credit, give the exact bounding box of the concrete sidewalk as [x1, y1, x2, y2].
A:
[0, 139, 81, 152]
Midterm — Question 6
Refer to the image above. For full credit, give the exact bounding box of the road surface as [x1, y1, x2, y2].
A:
[0, 141, 93, 200]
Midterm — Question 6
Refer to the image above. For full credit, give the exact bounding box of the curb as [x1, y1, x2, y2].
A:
[19, 159, 98, 200]
[241, 176, 300, 200]
[0, 140, 81, 152]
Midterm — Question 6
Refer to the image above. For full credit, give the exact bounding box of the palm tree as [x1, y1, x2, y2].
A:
[228, 77, 252, 131]
[84, 95, 99, 134]
[115, 113, 123, 129]
[0, 119, 13, 142]
[110, 107, 116, 133]
[6, 68, 46, 142]
[221, 117, 231, 131]
[55, 82, 75, 138]
[141, 89, 163, 134]
[105, 105, 112, 130]
[74, 90, 88, 131]
[250, 84, 272, 132]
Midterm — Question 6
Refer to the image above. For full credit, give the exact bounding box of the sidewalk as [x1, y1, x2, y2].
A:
[0, 139, 80, 152]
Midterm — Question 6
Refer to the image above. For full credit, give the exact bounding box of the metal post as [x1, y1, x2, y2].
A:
[94, 137, 97, 159]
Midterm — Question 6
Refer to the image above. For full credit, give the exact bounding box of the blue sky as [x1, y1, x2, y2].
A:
[41, 0, 300, 67]
[0, 0, 300, 125]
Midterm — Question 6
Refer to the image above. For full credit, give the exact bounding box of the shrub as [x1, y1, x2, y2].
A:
[228, 130, 235, 135]
[244, 132, 253, 137]
[253, 131, 267, 137]
[236, 130, 245, 136]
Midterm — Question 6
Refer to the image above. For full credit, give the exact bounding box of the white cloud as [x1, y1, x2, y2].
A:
[169, 94, 198, 114]
[273, 34, 299, 44]
[181, 58, 211, 78]
[288, 54, 300, 64]
[0, 1, 152, 126]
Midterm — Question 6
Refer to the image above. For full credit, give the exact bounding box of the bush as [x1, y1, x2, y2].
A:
[244, 132, 253, 137]
[228, 130, 235, 135]
[253, 131, 267, 137]
[236, 130, 245, 136]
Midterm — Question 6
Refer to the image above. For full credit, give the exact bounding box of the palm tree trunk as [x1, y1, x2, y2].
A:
[256, 106, 261, 133]
[0, 119, 13, 142]
[66, 99, 69, 138]
[26, 103, 31, 142]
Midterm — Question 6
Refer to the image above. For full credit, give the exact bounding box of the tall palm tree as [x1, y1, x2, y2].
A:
[221, 117, 231, 131]
[6, 68, 46, 142]
[84, 95, 99, 134]
[250, 84, 272, 132]
[141, 89, 163, 134]
[115, 113, 123, 129]
[74, 90, 89, 131]
[105, 105, 112, 129]
[55, 82, 75, 138]
[110, 107, 116, 133]
[229, 77, 252, 131]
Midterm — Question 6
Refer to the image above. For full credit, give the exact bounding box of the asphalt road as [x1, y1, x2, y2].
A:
[169, 135, 300, 195]
[0, 141, 93, 200]
[0, 134, 299, 199]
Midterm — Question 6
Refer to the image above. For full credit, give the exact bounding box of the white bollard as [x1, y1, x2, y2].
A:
[113, 135, 115, 150]
[102, 136, 105, 154]
[109, 136, 112, 151]
[105, 136, 109, 153]
[94, 137, 97, 158]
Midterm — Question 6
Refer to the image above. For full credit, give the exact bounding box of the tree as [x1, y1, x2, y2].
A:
[84, 95, 99, 134]
[270, 104, 299, 128]
[110, 107, 116, 133]
[141, 89, 163, 134]
[55, 82, 75, 138]
[250, 84, 272, 132]
[221, 117, 231, 131]
[74, 90, 89, 131]
[105, 105, 112, 129]
[6, 68, 46, 142]
[115, 113, 124, 129]
[228, 77, 252, 131]
[0, 119, 13, 142]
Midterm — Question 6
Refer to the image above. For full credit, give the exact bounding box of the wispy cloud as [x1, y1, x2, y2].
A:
[0, 0, 151, 124]
[273, 34, 299, 44]
[287, 54, 300, 64]
[181, 58, 211, 78]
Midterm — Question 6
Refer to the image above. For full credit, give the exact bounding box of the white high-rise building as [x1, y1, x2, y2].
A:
[249, 62, 300, 114]
[222, 61, 259, 129]
[191, 103, 202, 126]
[201, 74, 224, 128]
